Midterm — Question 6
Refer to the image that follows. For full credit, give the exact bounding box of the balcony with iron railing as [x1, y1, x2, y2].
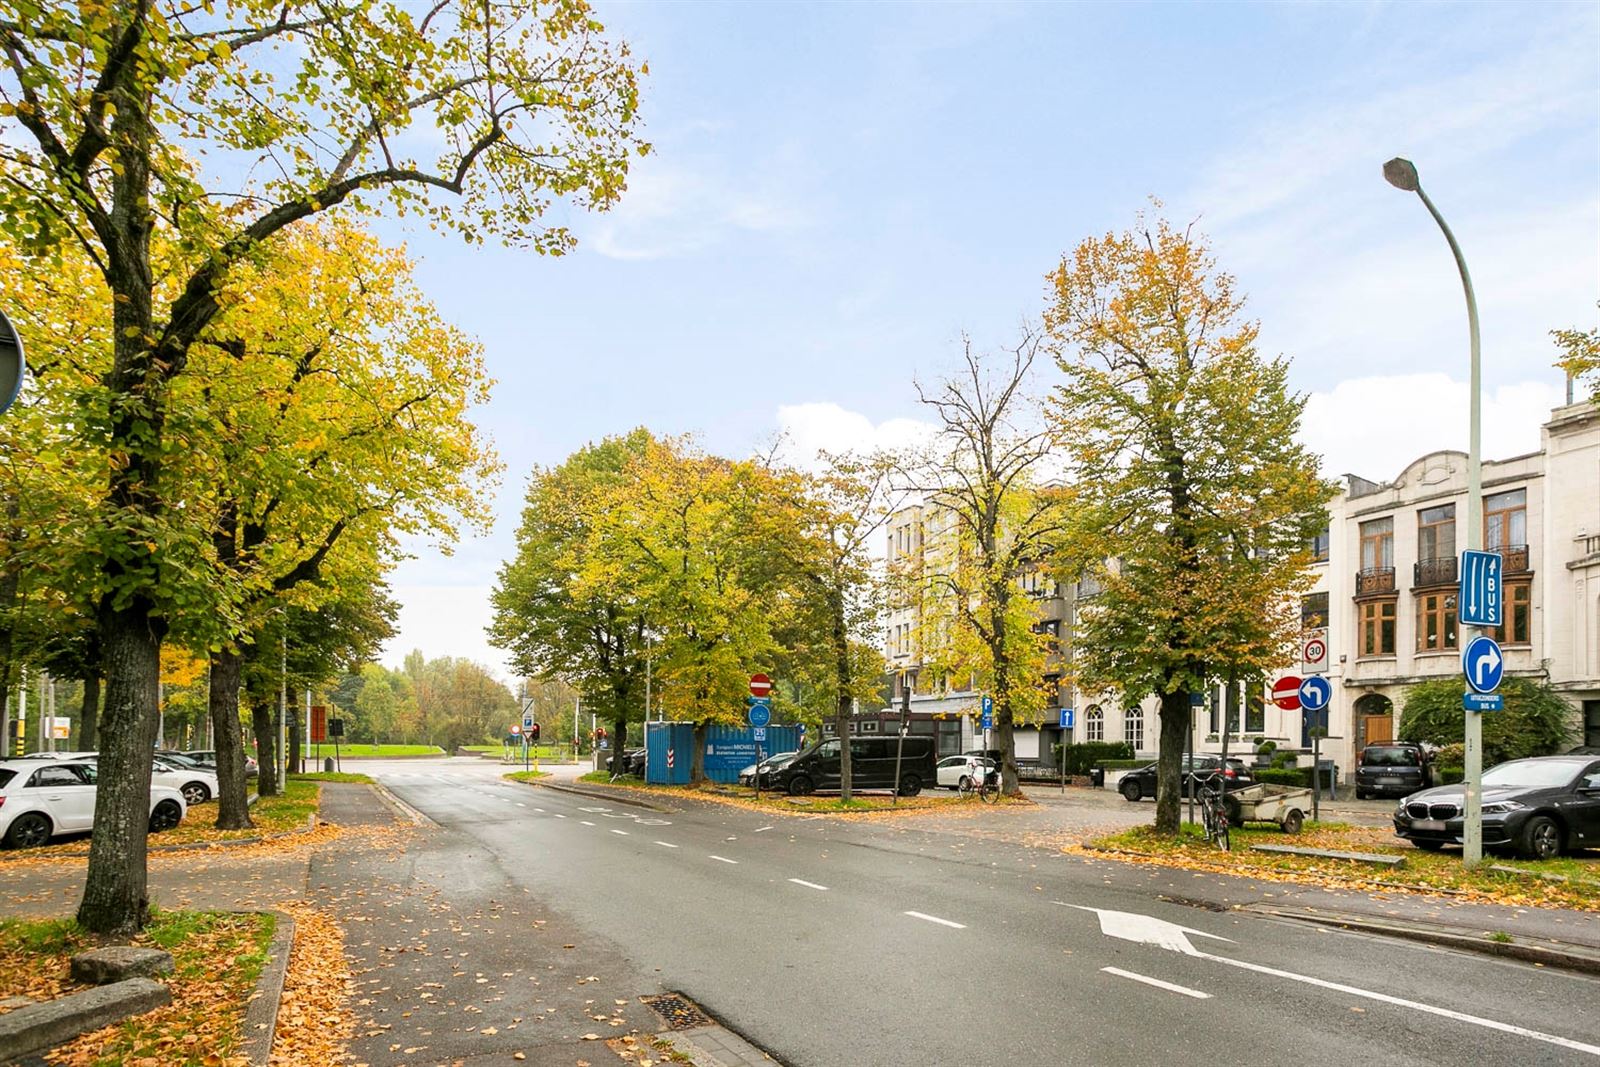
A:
[1355, 567, 1396, 597]
[1499, 543, 1530, 573]
[1413, 556, 1458, 588]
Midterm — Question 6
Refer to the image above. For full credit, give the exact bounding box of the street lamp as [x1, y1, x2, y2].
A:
[1383, 156, 1486, 866]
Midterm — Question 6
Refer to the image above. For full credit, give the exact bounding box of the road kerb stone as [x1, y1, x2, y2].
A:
[658, 1024, 777, 1067]
[0, 978, 170, 1062]
[239, 909, 296, 1067]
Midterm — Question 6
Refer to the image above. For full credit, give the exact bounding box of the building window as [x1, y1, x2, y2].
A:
[1123, 708, 1143, 749]
[1085, 704, 1104, 742]
[1488, 580, 1532, 645]
[1360, 517, 1394, 570]
[1418, 504, 1455, 562]
[1245, 689, 1265, 733]
[1310, 527, 1330, 562]
[1484, 489, 1526, 552]
[1301, 592, 1329, 629]
[1359, 599, 1397, 656]
[1417, 591, 1457, 652]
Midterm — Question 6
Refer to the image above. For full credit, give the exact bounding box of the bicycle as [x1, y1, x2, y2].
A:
[958, 761, 1001, 804]
[1195, 773, 1231, 850]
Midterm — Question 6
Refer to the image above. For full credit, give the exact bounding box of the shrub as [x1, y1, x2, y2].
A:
[1437, 765, 1464, 785]
[1398, 678, 1573, 765]
[1255, 767, 1315, 788]
[1270, 751, 1299, 770]
[1053, 741, 1134, 776]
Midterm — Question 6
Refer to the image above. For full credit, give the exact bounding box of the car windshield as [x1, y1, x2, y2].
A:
[1482, 760, 1583, 789]
[1363, 746, 1420, 767]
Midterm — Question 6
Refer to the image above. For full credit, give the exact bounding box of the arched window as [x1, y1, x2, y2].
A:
[1123, 707, 1144, 750]
[1085, 704, 1104, 742]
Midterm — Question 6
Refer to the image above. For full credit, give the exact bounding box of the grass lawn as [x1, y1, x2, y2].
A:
[303, 743, 443, 758]
[464, 744, 566, 758]
[1084, 821, 1600, 911]
[573, 771, 987, 814]
[287, 771, 374, 784]
[502, 770, 551, 783]
[154, 778, 322, 846]
[0, 908, 274, 1065]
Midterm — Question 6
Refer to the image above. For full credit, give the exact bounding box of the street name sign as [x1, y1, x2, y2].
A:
[1297, 676, 1332, 713]
[1462, 635, 1504, 694]
[1459, 550, 1503, 627]
[1271, 676, 1303, 711]
[1463, 693, 1504, 712]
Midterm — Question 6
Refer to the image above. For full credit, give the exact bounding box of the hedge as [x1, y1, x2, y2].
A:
[1398, 677, 1571, 764]
[1254, 767, 1315, 788]
[1437, 765, 1464, 785]
[1051, 741, 1134, 776]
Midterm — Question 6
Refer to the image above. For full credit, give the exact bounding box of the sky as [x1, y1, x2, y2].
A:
[372, 0, 1600, 681]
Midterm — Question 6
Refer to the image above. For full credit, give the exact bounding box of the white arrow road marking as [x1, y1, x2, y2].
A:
[788, 879, 829, 891]
[1101, 967, 1210, 999]
[1060, 904, 1233, 955]
[1072, 906, 1600, 1057]
[710, 855, 738, 864]
[905, 911, 966, 929]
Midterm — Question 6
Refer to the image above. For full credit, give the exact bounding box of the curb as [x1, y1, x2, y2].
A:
[1245, 904, 1600, 976]
[522, 778, 675, 813]
[240, 909, 296, 1067]
[368, 780, 431, 825]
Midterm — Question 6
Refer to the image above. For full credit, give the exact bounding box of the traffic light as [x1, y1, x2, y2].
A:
[596, 727, 607, 741]
[529, 722, 541, 742]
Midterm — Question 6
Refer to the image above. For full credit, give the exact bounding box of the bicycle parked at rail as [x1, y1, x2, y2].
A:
[1195, 771, 1231, 850]
[958, 759, 1001, 804]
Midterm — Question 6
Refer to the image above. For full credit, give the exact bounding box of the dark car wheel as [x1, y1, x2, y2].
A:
[148, 799, 183, 833]
[1355, 788, 1368, 800]
[4, 812, 52, 849]
[1519, 815, 1562, 861]
[786, 775, 813, 797]
[181, 782, 210, 806]
[1412, 839, 1444, 851]
[1120, 777, 1143, 802]
[898, 774, 922, 797]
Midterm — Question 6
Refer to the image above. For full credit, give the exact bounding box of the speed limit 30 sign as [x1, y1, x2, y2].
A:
[1302, 629, 1328, 672]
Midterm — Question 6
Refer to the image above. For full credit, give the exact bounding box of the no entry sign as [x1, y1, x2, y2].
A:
[1271, 675, 1303, 711]
[749, 673, 773, 698]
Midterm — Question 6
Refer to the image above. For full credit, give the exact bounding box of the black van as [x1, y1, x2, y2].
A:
[770, 735, 937, 797]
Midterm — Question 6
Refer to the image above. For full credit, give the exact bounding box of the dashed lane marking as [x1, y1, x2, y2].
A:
[655, 841, 679, 849]
[788, 879, 829, 891]
[905, 911, 965, 929]
[610, 829, 629, 836]
[710, 855, 739, 865]
[581, 821, 597, 826]
[1101, 967, 1211, 1000]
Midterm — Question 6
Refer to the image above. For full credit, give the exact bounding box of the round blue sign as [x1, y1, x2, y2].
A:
[1463, 635, 1504, 694]
[1297, 675, 1332, 713]
[747, 702, 771, 728]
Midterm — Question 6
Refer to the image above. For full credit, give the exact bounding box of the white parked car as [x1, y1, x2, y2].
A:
[0, 759, 187, 849]
[936, 754, 995, 791]
[68, 753, 219, 808]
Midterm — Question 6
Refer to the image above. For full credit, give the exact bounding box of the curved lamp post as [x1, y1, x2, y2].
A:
[1383, 156, 1485, 866]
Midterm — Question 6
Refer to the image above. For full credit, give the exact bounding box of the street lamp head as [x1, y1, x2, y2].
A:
[1383, 157, 1421, 192]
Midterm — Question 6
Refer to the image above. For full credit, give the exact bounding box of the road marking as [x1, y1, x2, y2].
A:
[1192, 948, 1600, 1057]
[516, 803, 526, 807]
[581, 821, 596, 826]
[709, 855, 738, 865]
[553, 814, 566, 819]
[1059, 903, 1232, 953]
[654, 841, 678, 849]
[1101, 967, 1210, 1000]
[754, 826, 773, 833]
[904, 911, 965, 929]
[610, 829, 629, 836]
[533, 807, 546, 812]
[788, 879, 828, 891]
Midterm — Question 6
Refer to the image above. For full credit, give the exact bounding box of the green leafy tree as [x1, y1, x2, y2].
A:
[1399, 677, 1572, 766]
[1045, 208, 1335, 835]
[1, 0, 641, 932]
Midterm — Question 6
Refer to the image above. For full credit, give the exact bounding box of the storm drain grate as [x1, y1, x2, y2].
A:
[1157, 894, 1230, 913]
[640, 992, 712, 1031]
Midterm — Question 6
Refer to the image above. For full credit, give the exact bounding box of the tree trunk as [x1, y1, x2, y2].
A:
[209, 649, 253, 830]
[79, 673, 100, 751]
[287, 686, 301, 776]
[1154, 687, 1191, 834]
[831, 589, 853, 802]
[611, 715, 627, 775]
[991, 593, 1021, 796]
[76, 604, 161, 935]
[691, 720, 706, 782]
[252, 701, 278, 797]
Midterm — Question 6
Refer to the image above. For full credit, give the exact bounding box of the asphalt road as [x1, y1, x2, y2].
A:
[354, 758, 1600, 1066]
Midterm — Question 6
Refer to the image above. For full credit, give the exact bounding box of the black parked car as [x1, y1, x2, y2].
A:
[1354, 742, 1432, 799]
[1393, 755, 1600, 859]
[623, 748, 646, 777]
[1119, 755, 1253, 801]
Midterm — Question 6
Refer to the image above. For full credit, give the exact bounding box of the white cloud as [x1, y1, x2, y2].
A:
[1300, 374, 1565, 482]
[773, 401, 937, 471]
[380, 585, 514, 683]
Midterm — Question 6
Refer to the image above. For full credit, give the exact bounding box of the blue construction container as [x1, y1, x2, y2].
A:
[644, 722, 804, 784]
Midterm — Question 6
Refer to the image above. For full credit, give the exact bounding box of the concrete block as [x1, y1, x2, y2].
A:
[70, 946, 174, 985]
[0, 978, 170, 1062]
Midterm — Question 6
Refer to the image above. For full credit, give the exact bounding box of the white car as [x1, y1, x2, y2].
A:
[70, 753, 218, 808]
[0, 759, 187, 849]
[936, 755, 995, 791]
